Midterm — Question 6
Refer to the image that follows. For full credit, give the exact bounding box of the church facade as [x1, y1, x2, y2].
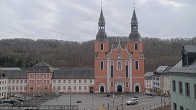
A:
[94, 9, 145, 93]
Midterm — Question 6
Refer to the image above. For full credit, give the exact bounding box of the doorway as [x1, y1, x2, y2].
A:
[100, 86, 104, 93]
[117, 85, 122, 92]
[135, 86, 139, 92]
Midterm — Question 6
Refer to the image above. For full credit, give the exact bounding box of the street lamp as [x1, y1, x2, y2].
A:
[121, 94, 124, 110]
[68, 87, 71, 110]
[113, 88, 114, 105]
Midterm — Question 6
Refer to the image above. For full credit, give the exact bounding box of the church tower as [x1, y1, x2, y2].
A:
[128, 9, 145, 92]
[94, 9, 109, 93]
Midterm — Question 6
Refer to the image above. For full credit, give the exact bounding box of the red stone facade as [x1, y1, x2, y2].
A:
[94, 9, 144, 93]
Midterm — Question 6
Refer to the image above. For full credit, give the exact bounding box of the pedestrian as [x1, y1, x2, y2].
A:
[116, 106, 118, 110]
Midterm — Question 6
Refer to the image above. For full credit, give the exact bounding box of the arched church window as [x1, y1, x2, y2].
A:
[134, 43, 138, 50]
[100, 61, 104, 70]
[135, 61, 139, 70]
[110, 61, 114, 77]
[125, 61, 128, 78]
[100, 43, 104, 50]
[117, 61, 122, 71]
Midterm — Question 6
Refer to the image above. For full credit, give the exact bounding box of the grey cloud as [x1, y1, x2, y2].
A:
[0, 0, 195, 41]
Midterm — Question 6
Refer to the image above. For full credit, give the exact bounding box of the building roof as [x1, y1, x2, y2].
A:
[129, 9, 142, 41]
[96, 9, 107, 41]
[98, 9, 105, 26]
[168, 59, 196, 75]
[183, 45, 196, 53]
[96, 30, 107, 41]
[31, 61, 53, 72]
[33, 61, 52, 67]
[145, 72, 154, 76]
[53, 68, 94, 79]
[0, 67, 21, 70]
[131, 9, 138, 24]
[2, 70, 28, 79]
[155, 66, 169, 73]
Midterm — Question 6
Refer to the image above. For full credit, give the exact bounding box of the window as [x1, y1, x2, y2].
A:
[74, 80, 76, 83]
[63, 86, 66, 90]
[117, 61, 122, 71]
[58, 86, 61, 90]
[64, 80, 66, 83]
[20, 86, 23, 90]
[8, 80, 11, 84]
[180, 106, 184, 110]
[58, 80, 61, 83]
[173, 103, 177, 110]
[126, 82, 129, 87]
[12, 86, 15, 90]
[79, 80, 81, 83]
[79, 86, 81, 90]
[53, 80, 56, 83]
[100, 61, 104, 70]
[68, 80, 71, 83]
[185, 83, 190, 97]
[90, 79, 92, 83]
[134, 43, 138, 50]
[84, 79, 87, 83]
[100, 43, 104, 50]
[111, 82, 114, 87]
[20, 80, 23, 83]
[125, 65, 128, 78]
[111, 64, 114, 77]
[16, 86, 19, 90]
[172, 80, 176, 92]
[16, 80, 19, 83]
[135, 61, 139, 70]
[179, 82, 183, 94]
[194, 84, 196, 99]
[74, 86, 76, 90]
[84, 86, 87, 90]
[53, 86, 56, 91]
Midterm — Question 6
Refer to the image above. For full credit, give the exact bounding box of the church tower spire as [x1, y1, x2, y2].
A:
[129, 9, 142, 41]
[96, 9, 107, 41]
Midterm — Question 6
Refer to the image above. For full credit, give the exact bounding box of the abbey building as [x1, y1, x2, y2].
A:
[94, 9, 145, 93]
[0, 9, 145, 99]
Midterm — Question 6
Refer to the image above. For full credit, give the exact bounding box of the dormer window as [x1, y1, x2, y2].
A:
[100, 43, 104, 50]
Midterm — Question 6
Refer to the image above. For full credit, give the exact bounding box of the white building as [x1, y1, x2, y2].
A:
[153, 66, 170, 94]
[0, 70, 8, 99]
[144, 72, 154, 94]
[52, 68, 94, 93]
[3, 70, 27, 94]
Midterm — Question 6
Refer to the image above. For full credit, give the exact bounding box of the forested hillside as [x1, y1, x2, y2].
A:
[0, 37, 196, 72]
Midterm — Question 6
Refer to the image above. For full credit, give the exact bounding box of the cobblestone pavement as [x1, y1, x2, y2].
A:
[42, 93, 170, 110]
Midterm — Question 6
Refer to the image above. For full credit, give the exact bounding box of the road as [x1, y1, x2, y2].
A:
[42, 93, 170, 110]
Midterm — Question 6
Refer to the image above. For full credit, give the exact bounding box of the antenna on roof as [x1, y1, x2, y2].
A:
[133, 0, 136, 9]
[101, 0, 103, 9]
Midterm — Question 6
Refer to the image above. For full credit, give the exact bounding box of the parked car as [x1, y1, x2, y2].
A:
[126, 98, 138, 105]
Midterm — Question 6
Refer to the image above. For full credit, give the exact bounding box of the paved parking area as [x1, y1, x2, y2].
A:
[42, 93, 170, 110]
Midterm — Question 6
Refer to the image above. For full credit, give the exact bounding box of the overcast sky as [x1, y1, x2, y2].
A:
[0, 0, 195, 41]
